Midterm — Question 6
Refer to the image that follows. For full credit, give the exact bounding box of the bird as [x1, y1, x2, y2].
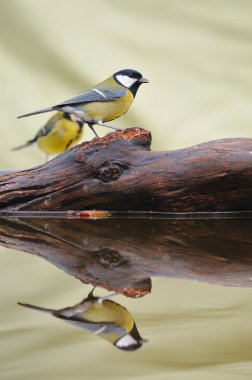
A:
[18, 69, 149, 137]
[18, 288, 147, 351]
[13, 111, 84, 160]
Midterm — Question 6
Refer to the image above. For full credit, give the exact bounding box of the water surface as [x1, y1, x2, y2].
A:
[1, 214, 252, 379]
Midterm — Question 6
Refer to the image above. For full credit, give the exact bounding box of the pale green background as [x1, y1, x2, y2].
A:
[0, 0, 251, 169]
[1, 1, 252, 379]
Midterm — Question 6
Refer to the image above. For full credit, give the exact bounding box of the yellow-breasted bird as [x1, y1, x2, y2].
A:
[18, 289, 147, 351]
[18, 69, 149, 137]
[13, 112, 84, 159]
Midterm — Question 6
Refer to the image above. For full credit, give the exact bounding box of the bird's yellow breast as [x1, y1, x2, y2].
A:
[82, 90, 134, 122]
[37, 118, 83, 154]
[83, 300, 134, 331]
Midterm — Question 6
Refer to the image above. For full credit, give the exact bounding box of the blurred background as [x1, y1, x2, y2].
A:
[0, 0, 251, 169]
[1, 2, 252, 379]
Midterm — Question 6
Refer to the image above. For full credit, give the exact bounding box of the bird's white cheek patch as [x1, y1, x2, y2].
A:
[116, 75, 137, 88]
[116, 334, 137, 348]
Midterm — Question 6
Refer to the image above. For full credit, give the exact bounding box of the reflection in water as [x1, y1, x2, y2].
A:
[0, 213, 252, 370]
[18, 288, 146, 351]
[0, 216, 252, 297]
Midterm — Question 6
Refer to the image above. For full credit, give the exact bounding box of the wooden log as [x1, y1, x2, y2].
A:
[0, 128, 252, 212]
[0, 216, 252, 297]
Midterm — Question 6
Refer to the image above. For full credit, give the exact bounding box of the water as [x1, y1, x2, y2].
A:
[1, 214, 252, 379]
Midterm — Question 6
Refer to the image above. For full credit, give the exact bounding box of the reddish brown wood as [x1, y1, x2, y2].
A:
[0, 128, 252, 212]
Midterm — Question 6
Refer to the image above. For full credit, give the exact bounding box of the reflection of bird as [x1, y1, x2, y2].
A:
[18, 288, 147, 351]
[13, 112, 84, 160]
[18, 69, 149, 137]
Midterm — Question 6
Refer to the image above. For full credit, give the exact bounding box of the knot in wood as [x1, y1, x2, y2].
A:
[95, 248, 127, 270]
[96, 160, 123, 183]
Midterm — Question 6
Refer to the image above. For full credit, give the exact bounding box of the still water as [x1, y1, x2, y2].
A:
[1, 215, 252, 379]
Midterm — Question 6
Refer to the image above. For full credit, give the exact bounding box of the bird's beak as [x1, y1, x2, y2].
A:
[140, 338, 149, 344]
[139, 77, 149, 83]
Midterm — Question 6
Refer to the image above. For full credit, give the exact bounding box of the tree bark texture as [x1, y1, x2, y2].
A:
[0, 128, 251, 212]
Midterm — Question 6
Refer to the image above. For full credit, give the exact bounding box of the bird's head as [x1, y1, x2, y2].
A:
[113, 69, 149, 95]
[113, 322, 148, 351]
[114, 333, 148, 351]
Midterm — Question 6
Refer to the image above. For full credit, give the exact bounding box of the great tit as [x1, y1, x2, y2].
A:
[18, 289, 147, 351]
[18, 69, 149, 137]
[13, 112, 84, 160]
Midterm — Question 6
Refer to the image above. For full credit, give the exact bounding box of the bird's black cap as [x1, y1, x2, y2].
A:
[114, 69, 144, 80]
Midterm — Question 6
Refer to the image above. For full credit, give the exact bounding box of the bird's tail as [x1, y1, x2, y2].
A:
[17, 106, 55, 119]
[12, 137, 37, 151]
[18, 302, 54, 314]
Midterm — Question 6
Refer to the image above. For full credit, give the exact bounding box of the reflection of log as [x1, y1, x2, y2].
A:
[0, 129, 252, 212]
[0, 216, 252, 297]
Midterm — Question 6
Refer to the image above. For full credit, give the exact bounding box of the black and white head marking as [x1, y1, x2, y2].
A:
[115, 74, 139, 88]
[113, 69, 148, 96]
[114, 333, 141, 351]
[114, 69, 144, 88]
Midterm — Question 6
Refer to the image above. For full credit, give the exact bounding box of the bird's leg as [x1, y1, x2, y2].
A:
[96, 121, 123, 131]
[85, 287, 117, 304]
[97, 292, 118, 304]
[88, 123, 99, 138]
[45, 153, 49, 162]
[87, 286, 96, 299]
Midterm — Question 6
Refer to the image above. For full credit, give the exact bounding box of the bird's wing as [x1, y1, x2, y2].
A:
[18, 87, 127, 118]
[56, 88, 126, 107]
[35, 123, 55, 139]
[35, 113, 61, 138]
[12, 118, 57, 150]
[64, 320, 124, 335]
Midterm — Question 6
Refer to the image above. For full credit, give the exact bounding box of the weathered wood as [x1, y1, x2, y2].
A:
[0, 128, 252, 212]
[0, 216, 252, 297]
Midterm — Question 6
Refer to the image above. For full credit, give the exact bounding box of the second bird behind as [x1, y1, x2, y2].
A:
[13, 112, 84, 161]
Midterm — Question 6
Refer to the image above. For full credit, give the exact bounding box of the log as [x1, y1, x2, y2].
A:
[1, 216, 252, 297]
[0, 128, 252, 212]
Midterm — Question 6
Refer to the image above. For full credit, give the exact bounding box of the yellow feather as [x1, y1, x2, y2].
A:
[83, 299, 134, 331]
[37, 115, 83, 155]
[82, 90, 134, 122]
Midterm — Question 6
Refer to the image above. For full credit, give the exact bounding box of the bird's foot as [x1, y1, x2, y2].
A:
[96, 121, 123, 131]
[97, 292, 118, 304]
[87, 123, 99, 138]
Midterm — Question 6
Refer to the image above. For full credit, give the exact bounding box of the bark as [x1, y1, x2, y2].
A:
[0, 128, 251, 212]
